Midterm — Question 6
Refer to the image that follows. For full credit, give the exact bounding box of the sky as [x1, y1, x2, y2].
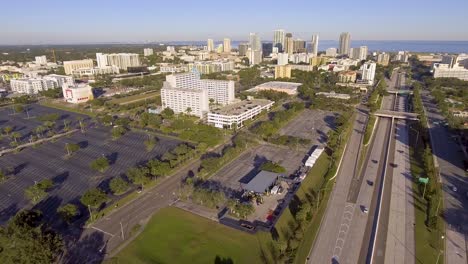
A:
[1, 0, 468, 44]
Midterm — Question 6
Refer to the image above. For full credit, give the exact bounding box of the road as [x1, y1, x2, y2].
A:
[421, 91, 468, 264]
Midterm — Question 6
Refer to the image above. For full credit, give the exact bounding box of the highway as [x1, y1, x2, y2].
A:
[422, 91, 468, 264]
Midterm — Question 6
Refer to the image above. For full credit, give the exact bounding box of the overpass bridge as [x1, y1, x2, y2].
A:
[374, 110, 419, 120]
[387, 89, 413, 95]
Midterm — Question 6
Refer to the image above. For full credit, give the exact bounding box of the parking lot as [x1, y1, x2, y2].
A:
[0, 125, 182, 224]
[0, 104, 90, 149]
[278, 109, 336, 146]
[207, 144, 305, 196]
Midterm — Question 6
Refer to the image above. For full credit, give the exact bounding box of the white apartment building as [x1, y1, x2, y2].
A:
[10, 78, 54, 94]
[72, 66, 120, 77]
[207, 99, 274, 129]
[62, 83, 94, 104]
[63, 59, 94, 75]
[207, 39, 215, 52]
[289, 53, 313, 64]
[43, 74, 74, 87]
[248, 49, 262, 65]
[360, 62, 376, 85]
[277, 53, 289, 66]
[326, 48, 337, 57]
[350, 46, 368, 61]
[223, 38, 231, 53]
[143, 48, 154, 57]
[35, 55, 47, 65]
[161, 71, 235, 118]
[161, 85, 209, 118]
[187, 60, 235, 74]
[95, 53, 140, 70]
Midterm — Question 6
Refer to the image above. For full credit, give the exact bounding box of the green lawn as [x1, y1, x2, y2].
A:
[110, 92, 160, 105]
[110, 207, 263, 264]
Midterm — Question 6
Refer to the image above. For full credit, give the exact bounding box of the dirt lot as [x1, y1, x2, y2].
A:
[278, 109, 335, 146]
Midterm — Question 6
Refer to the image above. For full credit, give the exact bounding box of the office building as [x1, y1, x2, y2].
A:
[10, 78, 54, 94]
[377, 53, 390, 66]
[285, 33, 294, 55]
[207, 39, 215, 52]
[262, 43, 273, 57]
[273, 29, 285, 52]
[339, 32, 351, 55]
[72, 66, 120, 77]
[35, 55, 47, 65]
[293, 39, 307, 53]
[63, 59, 94, 75]
[433, 54, 468, 81]
[208, 99, 274, 129]
[326, 48, 337, 57]
[238, 43, 249, 56]
[62, 83, 94, 104]
[311, 35, 319, 57]
[223, 38, 231, 53]
[248, 48, 262, 65]
[350, 46, 368, 61]
[275, 65, 292, 79]
[360, 62, 376, 85]
[277, 53, 289, 66]
[161, 71, 235, 118]
[143, 48, 154, 57]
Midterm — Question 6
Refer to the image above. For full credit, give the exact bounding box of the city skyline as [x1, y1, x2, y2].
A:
[2, 0, 468, 44]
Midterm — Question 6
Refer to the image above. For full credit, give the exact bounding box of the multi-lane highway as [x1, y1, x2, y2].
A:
[422, 91, 468, 264]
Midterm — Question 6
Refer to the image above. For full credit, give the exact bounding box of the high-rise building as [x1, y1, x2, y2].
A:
[311, 35, 319, 57]
[99, 53, 140, 70]
[63, 59, 94, 75]
[262, 43, 273, 57]
[275, 65, 292, 79]
[285, 33, 294, 55]
[143, 48, 154, 57]
[377, 53, 390, 66]
[277, 53, 289, 66]
[161, 71, 235, 118]
[339, 32, 351, 56]
[351, 46, 368, 61]
[273, 29, 285, 52]
[293, 39, 306, 53]
[238, 43, 249, 56]
[223, 38, 231, 53]
[35, 55, 47, 65]
[249, 33, 261, 52]
[96, 53, 108, 68]
[207, 39, 215, 52]
[248, 48, 262, 65]
[361, 62, 376, 84]
[216, 44, 224, 54]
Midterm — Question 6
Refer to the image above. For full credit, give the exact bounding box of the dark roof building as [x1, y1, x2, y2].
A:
[243, 170, 280, 194]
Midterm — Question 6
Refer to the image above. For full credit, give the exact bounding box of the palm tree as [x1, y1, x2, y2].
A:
[11, 132, 21, 144]
[3, 126, 13, 136]
[35, 125, 45, 137]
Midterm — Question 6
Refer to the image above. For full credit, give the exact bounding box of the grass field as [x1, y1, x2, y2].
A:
[110, 92, 160, 105]
[408, 123, 444, 264]
[110, 207, 263, 264]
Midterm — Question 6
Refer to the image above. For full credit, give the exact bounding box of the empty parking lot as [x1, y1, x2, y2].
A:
[0, 125, 182, 224]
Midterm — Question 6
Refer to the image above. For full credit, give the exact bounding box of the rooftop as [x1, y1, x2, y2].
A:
[243, 170, 280, 194]
[210, 99, 273, 116]
[255, 81, 302, 90]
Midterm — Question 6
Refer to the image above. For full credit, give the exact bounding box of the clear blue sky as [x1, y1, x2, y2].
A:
[2, 0, 468, 44]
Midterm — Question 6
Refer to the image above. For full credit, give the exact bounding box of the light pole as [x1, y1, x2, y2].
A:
[88, 204, 93, 220]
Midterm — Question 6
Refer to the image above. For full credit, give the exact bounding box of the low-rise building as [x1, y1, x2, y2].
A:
[72, 66, 120, 77]
[243, 170, 281, 194]
[252, 81, 302, 95]
[338, 71, 357, 83]
[62, 83, 94, 104]
[10, 78, 54, 94]
[207, 99, 273, 128]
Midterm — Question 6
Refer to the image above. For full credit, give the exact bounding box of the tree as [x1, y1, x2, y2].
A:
[111, 126, 127, 139]
[144, 136, 158, 152]
[65, 143, 80, 156]
[3, 126, 13, 135]
[24, 179, 54, 204]
[161, 107, 174, 119]
[126, 166, 150, 187]
[14, 104, 24, 113]
[260, 161, 286, 173]
[0, 210, 63, 263]
[147, 159, 171, 177]
[35, 125, 46, 137]
[109, 177, 130, 195]
[10, 132, 21, 144]
[90, 156, 110, 172]
[185, 107, 192, 115]
[80, 188, 107, 208]
[57, 204, 78, 224]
